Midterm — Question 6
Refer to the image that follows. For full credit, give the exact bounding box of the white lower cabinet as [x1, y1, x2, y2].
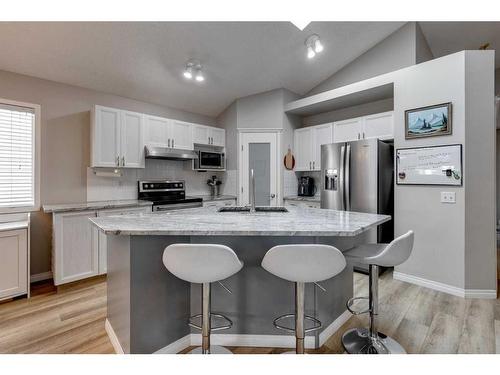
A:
[53, 210, 99, 285]
[53, 206, 151, 285]
[0, 228, 28, 301]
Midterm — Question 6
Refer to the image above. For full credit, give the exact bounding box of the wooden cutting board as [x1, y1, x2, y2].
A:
[284, 147, 295, 170]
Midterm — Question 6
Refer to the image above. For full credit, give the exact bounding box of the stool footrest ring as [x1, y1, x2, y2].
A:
[273, 313, 322, 333]
[346, 296, 370, 315]
[188, 313, 233, 332]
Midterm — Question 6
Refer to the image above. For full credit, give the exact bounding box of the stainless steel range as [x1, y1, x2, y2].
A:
[138, 180, 203, 211]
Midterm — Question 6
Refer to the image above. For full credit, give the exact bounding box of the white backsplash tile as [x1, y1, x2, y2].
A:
[87, 159, 228, 201]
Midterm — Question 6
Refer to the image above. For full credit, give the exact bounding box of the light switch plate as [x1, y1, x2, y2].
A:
[441, 192, 456, 203]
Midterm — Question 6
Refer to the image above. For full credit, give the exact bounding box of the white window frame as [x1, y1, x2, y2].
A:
[0, 98, 41, 214]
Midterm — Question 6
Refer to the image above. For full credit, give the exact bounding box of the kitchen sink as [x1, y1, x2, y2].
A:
[218, 206, 288, 213]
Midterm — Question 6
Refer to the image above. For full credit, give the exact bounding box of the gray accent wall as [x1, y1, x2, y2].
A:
[393, 51, 496, 292]
[0, 69, 217, 276]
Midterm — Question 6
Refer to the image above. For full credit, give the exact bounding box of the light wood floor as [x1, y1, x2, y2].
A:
[0, 271, 499, 354]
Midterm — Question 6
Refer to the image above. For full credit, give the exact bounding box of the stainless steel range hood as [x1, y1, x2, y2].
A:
[145, 145, 198, 161]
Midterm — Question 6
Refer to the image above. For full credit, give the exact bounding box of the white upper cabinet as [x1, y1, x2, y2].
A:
[294, 127, 313, 171]
[312, 123, 333, 171]
[332, 111, 394, 143]
[294, 123, 333, 171]
[91, 105, 144, 168]
[144, 115, 169, 147]
[192, 124, 225, 147]
[121, 110, 145, 168]
[92, 106, 121, 168]
[333, 117, 363, 143]
[362, 111, 394, 140]
[210, 127, 225, 147]
[192, 124, 210, 145]
[170, 120, 193, 150]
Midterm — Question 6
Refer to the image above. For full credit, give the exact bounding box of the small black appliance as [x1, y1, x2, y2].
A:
[297, 176, 316, 197]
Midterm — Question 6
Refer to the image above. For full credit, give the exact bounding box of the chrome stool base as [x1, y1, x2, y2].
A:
[188, 346, 233, 354]
[342, 328, 406, 354]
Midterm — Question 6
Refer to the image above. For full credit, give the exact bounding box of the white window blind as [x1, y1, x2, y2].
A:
[0, 103, 35, 209]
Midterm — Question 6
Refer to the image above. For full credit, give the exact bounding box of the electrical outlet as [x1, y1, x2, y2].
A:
[440, 192, 456, 204]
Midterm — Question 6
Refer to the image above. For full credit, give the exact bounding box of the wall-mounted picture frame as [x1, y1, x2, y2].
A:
[405, 102, 452, 139]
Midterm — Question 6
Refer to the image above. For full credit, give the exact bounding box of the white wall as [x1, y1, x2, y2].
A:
[393, 51, 496, 293]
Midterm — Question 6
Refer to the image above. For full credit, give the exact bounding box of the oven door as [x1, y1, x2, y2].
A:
[199, 151, 224, 169]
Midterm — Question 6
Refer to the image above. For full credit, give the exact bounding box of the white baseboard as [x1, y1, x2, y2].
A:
[30, 271, 52, 283]
[153, 310, 352, 354]
[319, 310, 351, 347]
[393, 271, 497, 299]
[105, 319, 124, 354]
[154, 334, 192, 354]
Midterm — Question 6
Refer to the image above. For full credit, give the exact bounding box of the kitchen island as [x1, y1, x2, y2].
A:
[91, 206, 390, 354]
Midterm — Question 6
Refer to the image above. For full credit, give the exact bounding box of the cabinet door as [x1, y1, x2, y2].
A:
[293, 127, 313, 171]
[92, 106, 120, 167]
[312, 123, 333, 171]
[144, 115, 169, 147]
[362, 111, 394, 140]
[333, 117, 363, 143]
[97, 206, 151, 275]
[210, 127, 225, 147]
[192, 124, 210, 145]
[54, 211, 99, 285]
[0, 229, 27, 300]
[170, 120, 193, 150]
[121, 111, 144, 168]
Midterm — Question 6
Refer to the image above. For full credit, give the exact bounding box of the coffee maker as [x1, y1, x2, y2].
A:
[298, 176, 316, 197]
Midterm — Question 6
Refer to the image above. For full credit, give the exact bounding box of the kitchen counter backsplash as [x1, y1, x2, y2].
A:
[87, 159, 237, 201]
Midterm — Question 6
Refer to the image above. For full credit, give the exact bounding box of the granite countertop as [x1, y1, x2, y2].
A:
[90, 206, 390, 237]
[43, 199, 153, 213]
[190, 195, 238, 202]
[284, 195, 321, 202]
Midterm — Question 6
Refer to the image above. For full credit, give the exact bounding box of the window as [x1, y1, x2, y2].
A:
[0, 100, 40, 212]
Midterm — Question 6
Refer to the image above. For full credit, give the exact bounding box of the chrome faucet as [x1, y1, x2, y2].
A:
[249, 168, 256, 213]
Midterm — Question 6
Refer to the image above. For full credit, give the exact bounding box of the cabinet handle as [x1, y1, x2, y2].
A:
[167, 138, 171, 147]
[363, 132, 365, 139]
[358, 133, 360, 140]
[116, 156, 120, 167]
[208, 136, 210, 144]
[172, 139, 174, 148]
[309, 161, 312, 170]
[121, 156, 125, 166]
[313, 161, 315, 170]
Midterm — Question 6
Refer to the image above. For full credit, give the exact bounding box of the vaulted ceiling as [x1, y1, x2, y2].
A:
[0, 22, 404, 117]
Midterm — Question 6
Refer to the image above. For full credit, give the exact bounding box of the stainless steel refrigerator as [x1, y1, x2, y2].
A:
[321, 139, 394, 270]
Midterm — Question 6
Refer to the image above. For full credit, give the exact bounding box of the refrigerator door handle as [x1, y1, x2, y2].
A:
[345, 143, 351, 211]
[339, 144, 346, 211]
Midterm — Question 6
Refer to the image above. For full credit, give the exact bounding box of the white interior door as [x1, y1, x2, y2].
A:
[239, 132, 279, 206]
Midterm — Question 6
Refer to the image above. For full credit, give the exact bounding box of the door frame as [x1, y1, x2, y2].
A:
[237, 128, 282, 206]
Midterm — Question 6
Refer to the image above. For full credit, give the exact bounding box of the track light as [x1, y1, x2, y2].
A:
[183, 65, 193, 79]
[307, 45, 316, 59]
[305, 34, 324, 59]
[183, 59, 205, 83]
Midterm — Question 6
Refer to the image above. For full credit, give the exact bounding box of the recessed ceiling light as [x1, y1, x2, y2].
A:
[195, 69, 205, 82]
[183, 65, 193, 79]
[307, 45, 316, 59]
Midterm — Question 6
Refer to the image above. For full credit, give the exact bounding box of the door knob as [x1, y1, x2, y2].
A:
[270, 193, 276, 198]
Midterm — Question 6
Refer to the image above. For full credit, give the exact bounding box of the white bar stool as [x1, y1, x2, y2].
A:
[342, 230, 414, 354]
[262, 244, 346, 354]
[163, 243, 243, 354]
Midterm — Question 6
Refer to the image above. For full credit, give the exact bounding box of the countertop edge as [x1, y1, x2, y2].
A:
[43, 200, 153, 213]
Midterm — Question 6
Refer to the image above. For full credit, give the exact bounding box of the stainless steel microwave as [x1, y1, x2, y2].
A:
[194, 150, 225, 170]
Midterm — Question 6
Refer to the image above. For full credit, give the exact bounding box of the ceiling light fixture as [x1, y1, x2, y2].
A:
[183, 59, 204, 83]
[305, 34, 324, 59]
